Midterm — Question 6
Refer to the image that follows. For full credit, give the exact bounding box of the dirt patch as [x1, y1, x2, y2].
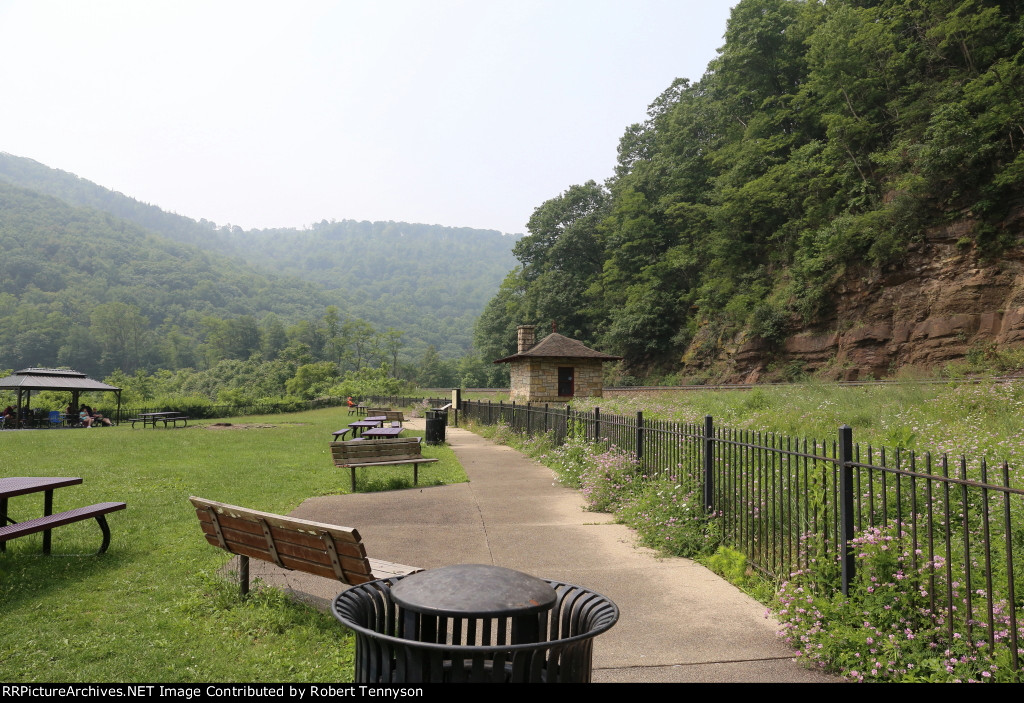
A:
[203, 422, 279, 430]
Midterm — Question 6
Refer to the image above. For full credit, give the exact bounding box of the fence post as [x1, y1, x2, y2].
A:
[703, 415, 714, 513]
[636, 411, 643, 463]
[839, 424, 856, 595]
[594, 407, 600, 443]
[565, 404, 571, 439]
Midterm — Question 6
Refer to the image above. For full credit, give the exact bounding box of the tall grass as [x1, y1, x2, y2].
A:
[0, 408, 466, 682]
[577, 380, 1024, 466]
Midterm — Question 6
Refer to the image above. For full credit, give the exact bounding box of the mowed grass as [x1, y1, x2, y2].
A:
[0, 408, 466, 682]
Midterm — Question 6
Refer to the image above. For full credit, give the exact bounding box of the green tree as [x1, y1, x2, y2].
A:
[90, 302, 149, 373]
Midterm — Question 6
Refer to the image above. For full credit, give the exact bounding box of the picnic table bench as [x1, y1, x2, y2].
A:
[189, 496, 422, 595]
[330, 436, 439, 491]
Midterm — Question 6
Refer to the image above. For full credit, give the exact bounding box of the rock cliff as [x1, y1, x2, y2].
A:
[714, 208, 1024, 383]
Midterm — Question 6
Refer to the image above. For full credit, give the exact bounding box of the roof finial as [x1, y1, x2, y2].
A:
[551, 320, 557, 333]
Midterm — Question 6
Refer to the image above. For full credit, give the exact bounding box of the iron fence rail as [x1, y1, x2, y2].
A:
[461, 399, 1023, 673]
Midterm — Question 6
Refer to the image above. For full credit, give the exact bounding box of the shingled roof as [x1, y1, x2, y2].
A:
[493, 333, 622, 364]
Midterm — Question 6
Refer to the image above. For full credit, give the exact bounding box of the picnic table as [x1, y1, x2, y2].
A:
[129, 412, 190, 428]
[1, 476, 83, 529]
[361, 426, 403, 440]
[0, 476, 125, 554]
[348, 416, 386, 438]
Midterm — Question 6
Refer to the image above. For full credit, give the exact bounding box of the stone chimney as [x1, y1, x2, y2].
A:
[517, 324, 536, 353]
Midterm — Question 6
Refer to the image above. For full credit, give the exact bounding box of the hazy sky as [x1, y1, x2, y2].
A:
[0, 1, 735, 234]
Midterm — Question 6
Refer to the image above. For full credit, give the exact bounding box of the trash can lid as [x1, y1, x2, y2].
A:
[390, 564, 556, 618]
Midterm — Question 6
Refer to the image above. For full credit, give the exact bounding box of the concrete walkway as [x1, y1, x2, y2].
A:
[247, 419, 842, 683]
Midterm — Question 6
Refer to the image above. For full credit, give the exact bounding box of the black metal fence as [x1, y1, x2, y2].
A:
[461, 399, 1024, 672]
[363, 395, 451, 410]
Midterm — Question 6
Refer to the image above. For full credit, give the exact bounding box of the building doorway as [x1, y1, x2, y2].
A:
[558, 367, 574, 397]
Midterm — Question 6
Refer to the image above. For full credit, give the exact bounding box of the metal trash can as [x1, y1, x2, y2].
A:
[333, 564, 618, 683]
[424, 408, 447, 445]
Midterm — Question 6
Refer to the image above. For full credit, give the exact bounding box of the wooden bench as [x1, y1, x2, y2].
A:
[380, 411, 405, 426]
[0, 502, 126, 554]
[189, 496, 422, 595]
[330, 437, 439, 491]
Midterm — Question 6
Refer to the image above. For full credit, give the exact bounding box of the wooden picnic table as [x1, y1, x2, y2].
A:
[0, 476, 82, 552]
[348, 416, 386, 437]
[0, 477, 126, 555]
[130, 412, 189, 428]
[361, 426, 403, 440]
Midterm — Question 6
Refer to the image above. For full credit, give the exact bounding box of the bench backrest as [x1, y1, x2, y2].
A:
[189, 496, 378, 585]
[330, 437, 424, 465]
[364, 407, 391, 415]
[381, 411, 405, 422]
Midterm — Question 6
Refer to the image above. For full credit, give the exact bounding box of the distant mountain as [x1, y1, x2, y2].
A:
[0, 153, 521, 373]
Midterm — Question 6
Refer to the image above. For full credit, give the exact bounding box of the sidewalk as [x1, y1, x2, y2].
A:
[246, 419, 842, 683]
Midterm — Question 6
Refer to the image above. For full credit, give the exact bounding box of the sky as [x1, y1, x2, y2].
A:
[0, 1, 736, 235]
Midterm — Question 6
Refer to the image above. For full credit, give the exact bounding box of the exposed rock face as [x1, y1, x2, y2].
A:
[717, 210, 1024, 382]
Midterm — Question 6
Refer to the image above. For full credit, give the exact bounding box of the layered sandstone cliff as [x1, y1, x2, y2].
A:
[716, 208, 1024, 383]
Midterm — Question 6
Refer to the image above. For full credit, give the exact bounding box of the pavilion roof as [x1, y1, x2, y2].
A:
[0, 368, 121, 392]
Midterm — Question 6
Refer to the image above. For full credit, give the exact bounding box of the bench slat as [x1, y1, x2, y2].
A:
[0, 502, 126, 541]
[194, 508, 366, 552]
[196, 519, 371, 574]
[191, 498, 364, 544]
[333, 457, 437, 468]
[199, 533, 376, 583]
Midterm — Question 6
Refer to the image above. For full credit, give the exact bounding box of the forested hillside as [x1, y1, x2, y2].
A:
[476, 0, 1024, 383]
[0, 180, 333, 375]
[0, 154, 520, 378]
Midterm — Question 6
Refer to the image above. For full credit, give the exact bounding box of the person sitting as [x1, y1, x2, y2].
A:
[83, 405, 113, 427]
[79, 406, 94, 428]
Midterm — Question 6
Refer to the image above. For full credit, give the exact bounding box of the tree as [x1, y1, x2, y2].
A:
[90, 302, 149, 373]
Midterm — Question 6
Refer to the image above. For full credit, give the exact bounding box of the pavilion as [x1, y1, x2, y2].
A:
[0, 368, 122, 427]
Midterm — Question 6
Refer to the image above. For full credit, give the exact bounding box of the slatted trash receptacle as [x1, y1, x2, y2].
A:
[332, 563, 618, 683]
[424, 408, 447, 445]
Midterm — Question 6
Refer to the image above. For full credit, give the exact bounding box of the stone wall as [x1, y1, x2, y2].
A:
[509, 357, 605, 402]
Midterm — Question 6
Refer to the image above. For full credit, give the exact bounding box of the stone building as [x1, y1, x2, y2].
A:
[494, 325, 621, 403]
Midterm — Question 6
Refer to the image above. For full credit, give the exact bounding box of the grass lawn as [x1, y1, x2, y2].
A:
[0, 407, 467, 682]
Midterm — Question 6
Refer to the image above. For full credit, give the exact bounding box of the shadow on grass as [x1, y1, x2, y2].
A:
[0, 544, 131, 611]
